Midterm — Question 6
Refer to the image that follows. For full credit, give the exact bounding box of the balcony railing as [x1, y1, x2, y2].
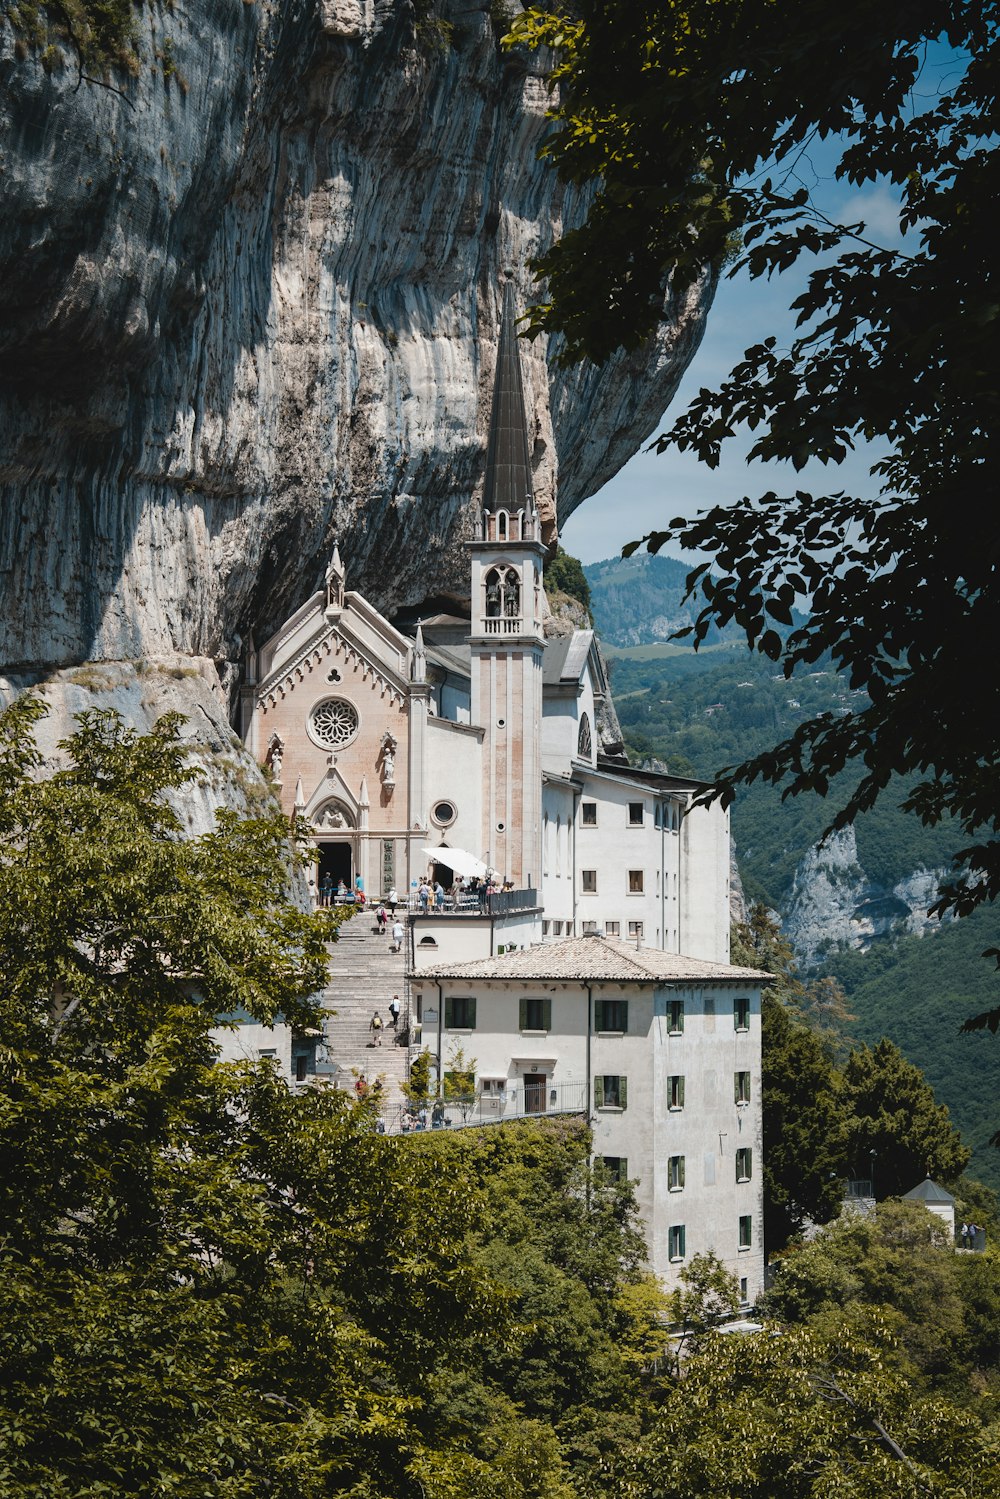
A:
[407, 887, 538, 918]
[481, 616, 523, 634]
[375, 1078, 588, 1134]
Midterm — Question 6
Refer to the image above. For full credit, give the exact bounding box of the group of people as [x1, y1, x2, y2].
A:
[318, 873, 365, 908]
[960, 1220, 983, 1249]
[368, 997, 401, 1046]
[399, 1101, 447, 1132]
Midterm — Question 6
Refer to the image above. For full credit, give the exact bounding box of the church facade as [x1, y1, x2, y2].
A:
[237, 282, 767, 1298]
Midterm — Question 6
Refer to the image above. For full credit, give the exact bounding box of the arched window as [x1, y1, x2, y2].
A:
[484, 565, 520, 619]
[496, 510, 509, 540]
[578, 712, 592, 759]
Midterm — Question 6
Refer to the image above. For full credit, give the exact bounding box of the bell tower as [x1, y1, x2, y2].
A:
[469, 281, 547, 890]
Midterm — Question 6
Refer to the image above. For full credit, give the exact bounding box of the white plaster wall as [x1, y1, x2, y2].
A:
[423, 716, 485, 866]
[212, 1019, 293, 1077]
[574, 776, 680, 948]
[679, 801, 731, 963]
[542, 778, 577, 928]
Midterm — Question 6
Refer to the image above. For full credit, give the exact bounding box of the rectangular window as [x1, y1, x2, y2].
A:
[605, 920, 620, 937]
[594, 1074, 627, 1110]
[581, 869, 598, 894]
[582, 920, 598, 934]
[667, 1074, 685, 1110]
[668, 1224, 686, 1261]
[739, 1215, 753, 1250]
[736, 1147, 752, 1182]
[734, 996, 751, 1030]
[602, 1155, 629, 1182]
[628, 869, 644, 894]
[552, 920, 562, 936]
[519, 996, 552, 1032]
[668, 1154, 685, 1191]
[740, 1277, 748, 1304]
[668, 999, 684, 1034]
[445, 1068, 475, 1100]
[628, 802, 644, 826]
[735, 1070, 751, 1104]
[594, 998, 628, 1033]
[581, 801, 598, 826]
[628, 920, 644, 940]
[445, 995, 477, 1029]
[542, 920, 550, 937]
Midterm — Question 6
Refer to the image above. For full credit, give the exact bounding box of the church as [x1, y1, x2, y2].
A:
[236, 283, 767, 1299]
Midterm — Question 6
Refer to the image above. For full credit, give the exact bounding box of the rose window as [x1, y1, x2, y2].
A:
[309, 698, 359, 748]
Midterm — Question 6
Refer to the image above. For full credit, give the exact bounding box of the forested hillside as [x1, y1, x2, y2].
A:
[586, 555, 1000, 1190]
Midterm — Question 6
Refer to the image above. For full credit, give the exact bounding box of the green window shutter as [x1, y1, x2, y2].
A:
[594, 1076, 603, 1109]
[678, 1076, 685, 1108]
[594, 999, 604, 1030]
[679, 1155, 685, 1189]
[519, 996, 528, 1029]
[467, 996, 477, 1029]
[542, 997, 552, 1031]
[679, 1225, 686, 1257]
[619, 1077, 628, 1110]
[619, 1158, 628, 1182]
[445, 996, 454, 1028]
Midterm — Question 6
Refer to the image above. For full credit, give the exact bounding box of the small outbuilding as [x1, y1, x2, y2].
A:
[901, 1176, 956, 1238]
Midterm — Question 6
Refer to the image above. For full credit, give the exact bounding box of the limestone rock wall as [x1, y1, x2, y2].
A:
[0, 0, 711, 690]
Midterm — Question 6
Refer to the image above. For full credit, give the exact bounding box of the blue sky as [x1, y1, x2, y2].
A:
[559, 132, 928, 569]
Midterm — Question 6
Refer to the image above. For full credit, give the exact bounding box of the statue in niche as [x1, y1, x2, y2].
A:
[317, 801, 354, 830]
[266, 732, 284, 779]
[381, 731, 398, 786]
[485, 569, 502, 618]
[502, 568, 520, 617]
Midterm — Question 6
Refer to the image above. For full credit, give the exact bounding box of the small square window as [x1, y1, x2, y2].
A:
[736, 1147, 752, 1182]
[668, 999, 684, 1034]
[735, 1070, 751, 1105]
[739, 1215, 753, 1250]
[581, 869, 598, 894]
[601, 1155, 629, 1182]
[446, 995, 477, 1029]
[581, 802, 598, 826]
[542, 920, 550, 937]
[667, 1074, 685, 1110]
[520, 997, 551, 1032]
[594, 1074, 627, 1110]
[628, 869, 644, 894]
[595, 998, 628, 1033]
[628, 802, 644, 826]
[581, 920, 598, 934]
[552, 920, 563, 936]
[628, 920, 644, 940]
[668, 1224, 686, 1261]
[605, 920, 620, 937]
[668, 1154, 685, 1191]
[734, 996, 751, 1030]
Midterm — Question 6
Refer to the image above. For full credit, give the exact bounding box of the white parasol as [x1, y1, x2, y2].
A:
[421, 845, 489, 880]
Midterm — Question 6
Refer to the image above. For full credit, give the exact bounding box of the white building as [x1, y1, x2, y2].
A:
[410, 936, 765, 1299]
[232, 280, 768, 1296]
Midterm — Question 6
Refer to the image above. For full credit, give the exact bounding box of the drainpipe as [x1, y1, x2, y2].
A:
[436, 980, 445, 1099]
[660, 796, 666, 950]
[585, 981, 593, 1124]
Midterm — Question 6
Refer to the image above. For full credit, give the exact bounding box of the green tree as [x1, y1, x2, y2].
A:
[545, 547, 592, 616]
[0, 698, 553, 1497]
[508, 3, 1000, 1009]
[610, 1309, 1000, 1498]
[840, 1038, 971, 1199]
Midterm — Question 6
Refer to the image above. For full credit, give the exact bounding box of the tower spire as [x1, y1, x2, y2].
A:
[482, 280, 534, 516]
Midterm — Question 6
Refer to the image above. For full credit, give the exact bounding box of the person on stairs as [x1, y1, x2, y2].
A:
[369, 1012, 384, 1047]
[389, 995, 400, 1030]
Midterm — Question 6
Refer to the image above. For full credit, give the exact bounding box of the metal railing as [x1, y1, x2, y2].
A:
[405, 887, 538, 918]
[361, 1078, 588, 1134]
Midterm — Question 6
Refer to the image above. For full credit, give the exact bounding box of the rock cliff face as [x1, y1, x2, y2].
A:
[0, 0, 711, 704]
[782, 826, 951, 967]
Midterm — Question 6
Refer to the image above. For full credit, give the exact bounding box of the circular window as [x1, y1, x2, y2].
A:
[308, 698, 359, 749]
[432, 800, 456, 827]
[497, 717, 506, 728]
[496, 820, 506, 832]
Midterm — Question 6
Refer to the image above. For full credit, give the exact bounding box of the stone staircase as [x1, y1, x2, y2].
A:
[319, 909, 412, 1110]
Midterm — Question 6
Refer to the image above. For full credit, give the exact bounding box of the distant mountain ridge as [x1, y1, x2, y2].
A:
[584, 553, 744, 647]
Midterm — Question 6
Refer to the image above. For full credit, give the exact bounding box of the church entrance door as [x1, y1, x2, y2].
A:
[318, 841, 353, 889]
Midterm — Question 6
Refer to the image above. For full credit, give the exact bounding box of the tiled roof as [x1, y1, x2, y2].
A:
[416, 934, 771, 984]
